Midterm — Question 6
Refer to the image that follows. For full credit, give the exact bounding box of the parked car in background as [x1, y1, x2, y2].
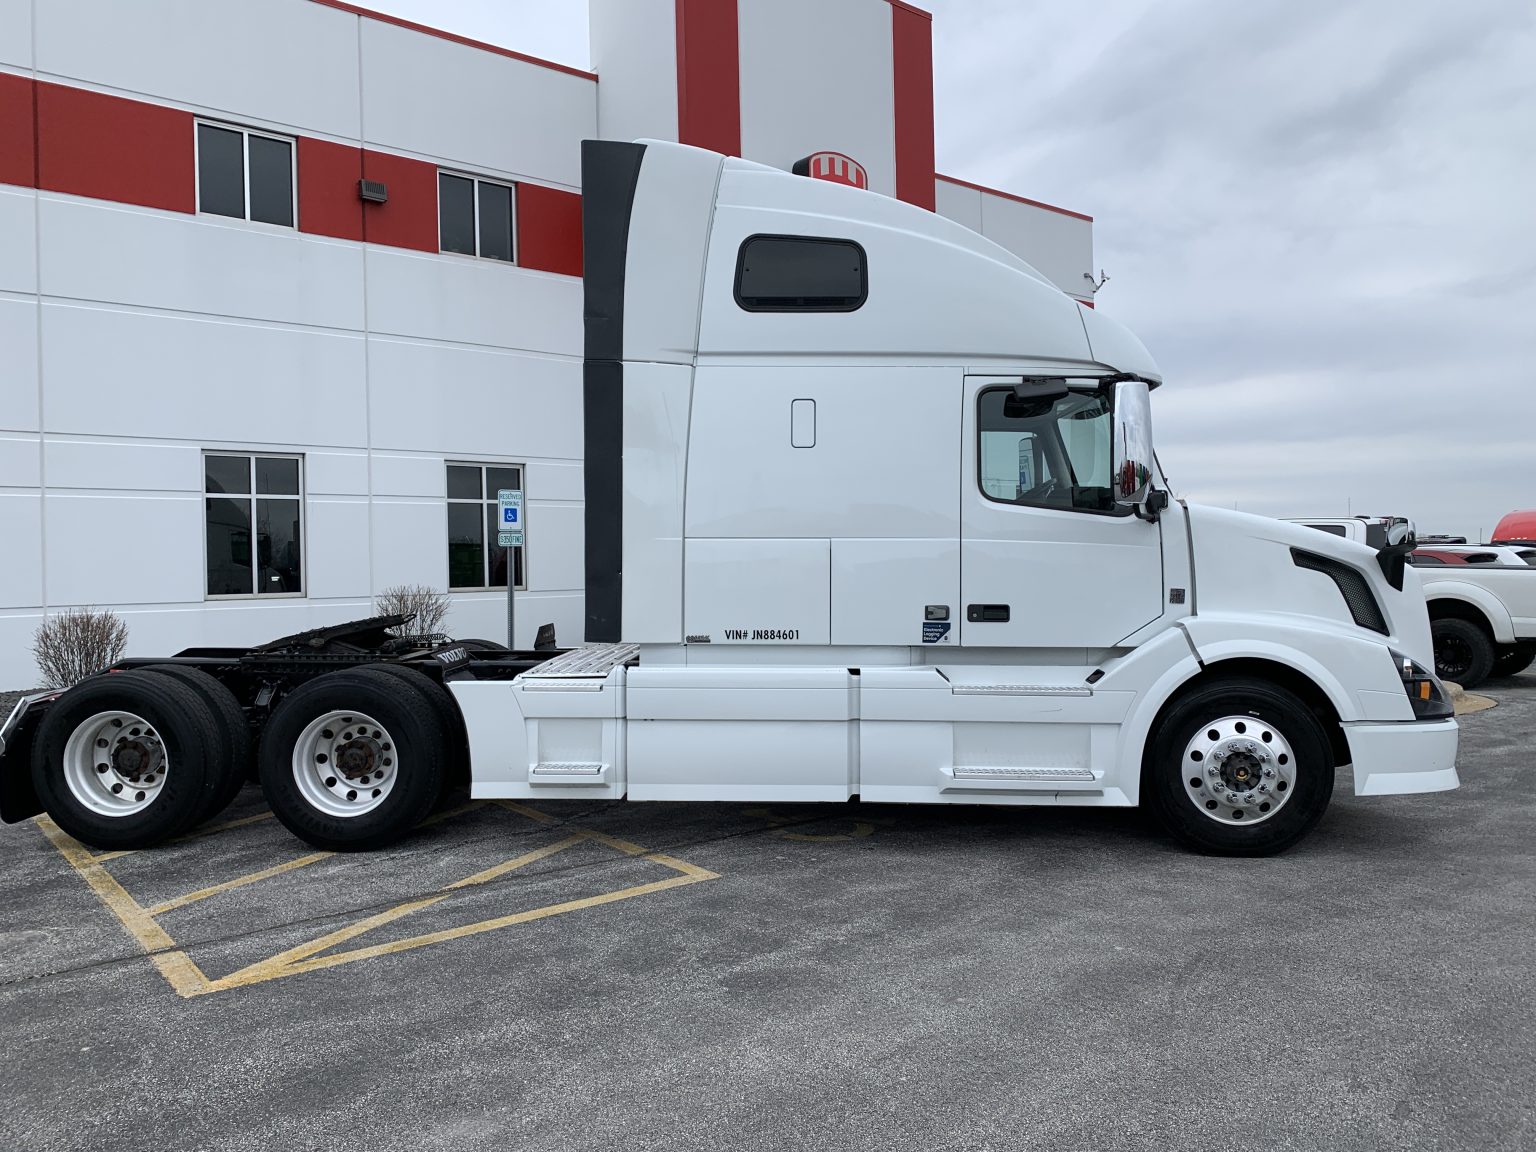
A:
[1290, 519, 1536, 688]
[1491, 510, 1536, 547]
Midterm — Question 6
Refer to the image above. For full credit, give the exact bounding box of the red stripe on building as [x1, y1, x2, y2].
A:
[360, 149, 439, 253]
[675, 0, 741, 156]
[517, 183, 583, 277]
[307, 0, 596, 81]
[0, 73, 35, 188]
[36, 83, 194, 213]
[891, 3, 935, 210]
[298, 137, 364, 242]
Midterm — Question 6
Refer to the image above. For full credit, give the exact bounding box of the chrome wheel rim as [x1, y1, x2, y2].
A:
[62, 710, 169, 817]
[292, 710, 397, 818]
[1181, 715, 1297, 826]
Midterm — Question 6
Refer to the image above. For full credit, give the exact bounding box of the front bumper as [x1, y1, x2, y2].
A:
[1344, 718, 1459, 796]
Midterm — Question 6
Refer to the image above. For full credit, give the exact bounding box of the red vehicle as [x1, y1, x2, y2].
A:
[1492, 510, 1536, 547]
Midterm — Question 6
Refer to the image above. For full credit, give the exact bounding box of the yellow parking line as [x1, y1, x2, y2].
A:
[87, 811, 280, 864]
[444, 833, 589, 890]
[36, 816, 212, 998]
[201, 871, 711, 992]
[147, 852, 333, 916]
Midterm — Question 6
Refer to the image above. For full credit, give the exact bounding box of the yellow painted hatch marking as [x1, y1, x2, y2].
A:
[37, 800, 718, 998]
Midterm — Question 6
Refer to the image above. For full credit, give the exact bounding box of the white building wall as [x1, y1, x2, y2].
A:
[936, 176, 1096, 304]
[35, 0, 361, 139]
[589, 0, 678, 145]
[737, 0, 897, 197]
[0, 2, 595, 687]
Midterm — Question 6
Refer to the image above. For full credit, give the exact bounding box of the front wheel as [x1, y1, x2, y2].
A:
[1431, 617, 1494, 689]
[1144, 677, 1334, 856]
[258, 666, 449, 851]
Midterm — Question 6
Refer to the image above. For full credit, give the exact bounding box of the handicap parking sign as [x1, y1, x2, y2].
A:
[497, 490, 524, 548]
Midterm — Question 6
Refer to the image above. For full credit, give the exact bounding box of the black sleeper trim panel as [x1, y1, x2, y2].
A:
[580, 140, 646, 644]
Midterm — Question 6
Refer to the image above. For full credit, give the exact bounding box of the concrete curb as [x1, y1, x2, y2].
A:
[1446, 681, 1498, 716]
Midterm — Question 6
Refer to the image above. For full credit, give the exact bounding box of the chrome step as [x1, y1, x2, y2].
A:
[530, 762, 605, 776]
[950, 684, 1092, 697]
[952, 767, 1095, 781]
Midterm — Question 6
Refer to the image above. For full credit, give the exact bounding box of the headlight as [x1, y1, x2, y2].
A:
[1392, 650, 1454, 719]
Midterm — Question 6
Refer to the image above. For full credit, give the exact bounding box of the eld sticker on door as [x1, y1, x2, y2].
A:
[922, 621, 952, 644]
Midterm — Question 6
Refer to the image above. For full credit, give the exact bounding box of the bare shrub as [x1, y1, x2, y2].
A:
[376, 584, 450, 639]
[33, 607, 130, 690]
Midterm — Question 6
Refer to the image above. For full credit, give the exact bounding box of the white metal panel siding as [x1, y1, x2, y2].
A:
[589, 0, 678, 144]
[0, 0, 30, 69]
[526, 504, 584, 593]
[933, 178, 982, 234]
[40, 303, 368, 446]
[45, 491, 203, 605]
[35, 0, 361, 139]
[0, 435, 39, 487]
[304, 498, 372, 599]
[526, 461, 583, 503]
[737, 0, 896, 197]
[0, 188, 37, 293]
[371, 498, 448, 590]
[0, 297, 38, 431]
[304, 450, 370, 497]
[360, 19, 595, 187]
[975, 191, 1094, 302]
[0, 495, 42, 606]
[364, 249, 582, 355]
[365, 338, 582, 460]
[369, 452, 444, 499]
[42, 439, 198, 492]
[39, 200, 366, 331]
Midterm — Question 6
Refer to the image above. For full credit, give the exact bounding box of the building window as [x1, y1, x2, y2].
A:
[447, 463, 525, 590]
[196, 122, 296, 227]
[205, 454, 304, 597]
[439, 172, 515, 262]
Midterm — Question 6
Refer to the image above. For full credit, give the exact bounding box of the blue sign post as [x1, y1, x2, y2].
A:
[498, 490, 524, 648]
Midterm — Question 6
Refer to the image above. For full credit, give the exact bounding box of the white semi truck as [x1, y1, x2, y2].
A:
[0, 140, 1459, 857]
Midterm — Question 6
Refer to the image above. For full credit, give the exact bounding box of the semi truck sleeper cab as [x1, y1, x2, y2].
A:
[0, 139, 1459, 857]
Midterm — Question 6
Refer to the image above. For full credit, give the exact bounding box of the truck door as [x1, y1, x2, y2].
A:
[960, 376, 1164, 648]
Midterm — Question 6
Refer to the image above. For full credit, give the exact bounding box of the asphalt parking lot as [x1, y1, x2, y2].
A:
[1, 673, 1533, 1152]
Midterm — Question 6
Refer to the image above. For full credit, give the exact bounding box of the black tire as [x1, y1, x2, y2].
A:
[1431, 617, 1495, 689]
[1491, 643, 1535, 679]
[1143, 677, 1334, 856]
[453, 639, 508, 654]
[258, 666, 448, 851]
[365, 664, 470, 794]
[142, 665, 253, 824]
[30, 670, 219, 849]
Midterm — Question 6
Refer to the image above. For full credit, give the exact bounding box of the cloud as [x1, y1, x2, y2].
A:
[364, 0, 1534, 540]
[928, 0, 1536, 539]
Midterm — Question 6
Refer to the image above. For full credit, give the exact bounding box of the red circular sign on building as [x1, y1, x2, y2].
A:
[793, 151, 869, 190]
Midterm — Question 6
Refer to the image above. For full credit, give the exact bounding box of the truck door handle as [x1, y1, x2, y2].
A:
[966, 604, 1010, 623]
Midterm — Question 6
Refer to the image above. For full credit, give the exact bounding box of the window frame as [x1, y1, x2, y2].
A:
[193, 119, 298, 229]
[734, 234, 868, 313]
[446, 462, 528, 592]
[202, 451, 307, 600]
[975, 384, 1130, 518]
[437, 170, 518, 263]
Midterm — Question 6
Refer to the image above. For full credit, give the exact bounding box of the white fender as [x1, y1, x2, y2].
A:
[1421, 581, 1516, 644]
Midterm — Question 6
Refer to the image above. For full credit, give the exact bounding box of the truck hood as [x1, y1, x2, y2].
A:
[1185, 503, 1433, 665]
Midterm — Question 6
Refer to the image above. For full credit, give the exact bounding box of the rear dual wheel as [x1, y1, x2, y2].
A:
[258, 666, 449, 851]
[31, 670, 226, 850]
[1491, 643, 1535, 679]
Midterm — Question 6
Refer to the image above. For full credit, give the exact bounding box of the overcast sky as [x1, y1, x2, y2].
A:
[373, 0, 1534, 541]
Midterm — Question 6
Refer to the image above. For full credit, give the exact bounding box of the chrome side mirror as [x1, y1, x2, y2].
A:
[1112, 380, 1161, 516]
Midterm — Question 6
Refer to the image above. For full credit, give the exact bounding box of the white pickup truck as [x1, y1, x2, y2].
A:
[0, 140, 1459, 859]
[1294, 518, 1536, 686]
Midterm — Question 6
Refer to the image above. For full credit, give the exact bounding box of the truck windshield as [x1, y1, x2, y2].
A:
[978, 386, 1119, 513]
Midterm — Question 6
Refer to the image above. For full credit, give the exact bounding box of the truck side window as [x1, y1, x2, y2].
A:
[735, 235, 867, 311]
[977, 386, 1122, 514]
